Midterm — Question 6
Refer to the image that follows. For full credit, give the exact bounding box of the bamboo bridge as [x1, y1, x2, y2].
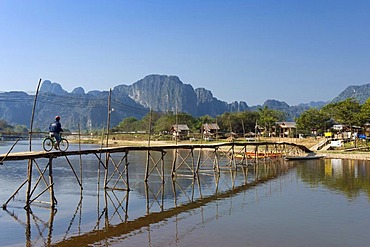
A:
[0, 141, 310, 210]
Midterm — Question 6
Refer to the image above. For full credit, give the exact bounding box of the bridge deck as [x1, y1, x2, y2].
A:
[0, 141, 311, 161]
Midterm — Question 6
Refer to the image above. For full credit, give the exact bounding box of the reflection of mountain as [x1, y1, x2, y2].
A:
[297, 159, 370, 199]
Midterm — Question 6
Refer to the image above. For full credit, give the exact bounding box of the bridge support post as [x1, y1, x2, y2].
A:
[48, 157, 55, 208]
[171, 149, 177, 178]
[25, 159, 33, 209]
[104, 153, 109, 189]
[213, 147, 220, 173]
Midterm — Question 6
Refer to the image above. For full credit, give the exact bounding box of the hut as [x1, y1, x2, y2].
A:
[202, 123, 220, 140]
[171, 124, 190, 140]
[364, 123, 370, 137]
[276, 122, 296, 138]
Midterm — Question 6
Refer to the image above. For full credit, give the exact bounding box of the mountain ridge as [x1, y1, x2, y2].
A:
[1, 74, 368, 131]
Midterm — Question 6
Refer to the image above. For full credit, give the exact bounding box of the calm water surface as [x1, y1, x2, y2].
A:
[0, 140, 370, 247]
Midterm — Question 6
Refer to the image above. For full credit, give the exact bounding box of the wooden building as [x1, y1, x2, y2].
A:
[276, 122, 296, 138]
[171, 124, 190, 140]
[202, 123, 220, 140]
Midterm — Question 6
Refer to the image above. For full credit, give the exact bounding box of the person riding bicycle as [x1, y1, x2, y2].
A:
[49, 116, 63, 149]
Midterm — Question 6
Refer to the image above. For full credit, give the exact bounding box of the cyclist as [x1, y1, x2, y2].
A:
[49, 116, 63, 149]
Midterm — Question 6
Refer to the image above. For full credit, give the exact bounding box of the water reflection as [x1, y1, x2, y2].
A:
[3, 206, 57, 247]
[1, 155, 289, 246]
[2, 149, 370, 246]
[297, 159, 370, 199]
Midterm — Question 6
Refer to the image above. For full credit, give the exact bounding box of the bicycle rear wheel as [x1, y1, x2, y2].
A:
[58, 138, 69, 151]
[43, 137, 54, 151]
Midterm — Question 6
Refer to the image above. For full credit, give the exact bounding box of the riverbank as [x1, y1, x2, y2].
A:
[70, 136, 370, 161]
[316, 151, 370, 161]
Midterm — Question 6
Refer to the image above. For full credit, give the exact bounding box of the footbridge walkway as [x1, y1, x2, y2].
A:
[0, 141, 311, 210]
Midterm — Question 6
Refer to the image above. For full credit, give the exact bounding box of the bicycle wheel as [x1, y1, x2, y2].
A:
[58, 138, 69, 151]
[42, 137, 54, 152]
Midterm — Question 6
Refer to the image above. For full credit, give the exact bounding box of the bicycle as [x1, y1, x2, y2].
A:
[42, 133, 69, 152]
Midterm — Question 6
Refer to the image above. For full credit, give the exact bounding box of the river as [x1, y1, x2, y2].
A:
[0, 140, 369, 247]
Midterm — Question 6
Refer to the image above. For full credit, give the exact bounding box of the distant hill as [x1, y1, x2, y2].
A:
[332, 83, 370, 104]
[248, 100, 326, 121]
[0, 74, 367, 131]
[0, 75, 249, 130]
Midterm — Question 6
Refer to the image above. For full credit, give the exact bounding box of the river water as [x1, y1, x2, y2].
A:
[0, 140, 370, 247]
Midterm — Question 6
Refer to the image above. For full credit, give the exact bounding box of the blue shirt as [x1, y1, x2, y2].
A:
[49, 120, 62, 133]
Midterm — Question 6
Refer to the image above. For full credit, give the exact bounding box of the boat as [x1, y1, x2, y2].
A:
[235, 152, 283, 159]
[285, 154, 324, 160]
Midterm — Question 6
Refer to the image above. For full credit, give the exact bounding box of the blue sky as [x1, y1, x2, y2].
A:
[1, 0, 370, 106]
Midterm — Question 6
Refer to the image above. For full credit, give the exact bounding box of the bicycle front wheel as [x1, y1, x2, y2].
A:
[43, 137, 54, 152]
[58, 138, 69, 151]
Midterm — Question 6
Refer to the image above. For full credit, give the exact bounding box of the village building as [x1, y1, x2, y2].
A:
[275, 122, 297, 138]
[170, 124, 190, 140]
[202, 123, 220, 140]
[364, 123, 370, 137]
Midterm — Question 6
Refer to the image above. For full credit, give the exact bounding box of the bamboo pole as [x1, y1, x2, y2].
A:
[171, 149, 177, 177]
[25, 79, 41, 208]
[104, 89, 112, 189]
[64, 156, 82, 188]
[161, 151, 165, 184]
[192, 148, 197, 177]
[25, 183, 54, 208]
[29, 78, 42, 151]
[213, 147, 220, 173]
[106, 89, 112, 148]
[2, 179, 28, 209]
[48, 157, 55, 208]
[147, 108, 152, 147]
[175, 104, 178, 145]
[25, 158, 33, 208]
[78, 123, 83, 189]
[145, 109, 152, 182]
[125, 151, 130, 191]
[0, 138, 20, 165]
[97, 127, 105, 190]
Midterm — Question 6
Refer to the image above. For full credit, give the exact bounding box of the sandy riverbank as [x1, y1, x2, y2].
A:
[73, 137, 370, 161]
[315, 151, 370, 160]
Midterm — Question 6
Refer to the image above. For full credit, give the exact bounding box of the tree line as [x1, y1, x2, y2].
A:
[113, 98, 370, 138]
[296, 98, 370, 136]
[112, 106, 285, 137]
[0, 120, 29, 133]
[0, 98, 367, 138]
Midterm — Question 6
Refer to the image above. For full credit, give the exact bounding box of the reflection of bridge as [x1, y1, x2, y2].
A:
[0, 141, 309, 210]
[3, 159, 294, 246]
[56, 163, 293, 246]
[0, 141, 307, 246]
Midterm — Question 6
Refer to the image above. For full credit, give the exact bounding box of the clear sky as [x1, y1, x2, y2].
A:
[1, 0, 370, 106]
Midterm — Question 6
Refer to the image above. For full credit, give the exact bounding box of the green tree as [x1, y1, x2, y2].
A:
[295, 108, 330, 135]
[153, 113, 176, 133]
[216, 111, 260, 135]
[13, 125, 29, 133]
[194, 115, 215, 132]
[357, 98, 370, 125]
[0, 120, 13, 132]
[138, 111, 162, 133]
[114, 116, 139, 132]
[217, 112, 235, 133]
[258, 106, 284, 136]
[322, 98, 361, 127]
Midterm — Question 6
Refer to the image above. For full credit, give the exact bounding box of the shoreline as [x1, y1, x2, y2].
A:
[101, 139, 370, 161]
[317, 151, 370, 161]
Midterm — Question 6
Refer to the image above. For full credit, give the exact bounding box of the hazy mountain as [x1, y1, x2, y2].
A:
[0, 75, 364, 130]
[0, 92, 33, 126]
[259, 99, 326, 121]
[332, 83, 370, 104]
